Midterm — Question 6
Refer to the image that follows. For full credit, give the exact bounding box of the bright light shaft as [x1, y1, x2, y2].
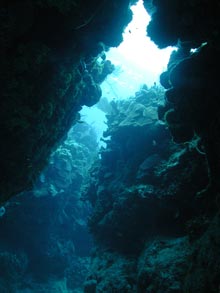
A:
[103, 0, 175, 100]
[120, 0, 173, 75]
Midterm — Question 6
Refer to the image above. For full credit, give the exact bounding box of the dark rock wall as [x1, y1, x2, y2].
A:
[0, 0, 133, 202]
[146, 0, 220, 197]
[145, 5, 220, 289]
[145, 0, 220, 48]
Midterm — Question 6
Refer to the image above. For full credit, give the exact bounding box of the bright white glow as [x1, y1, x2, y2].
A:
[80, 0, 176, 144]
[102, 0, 175, 100]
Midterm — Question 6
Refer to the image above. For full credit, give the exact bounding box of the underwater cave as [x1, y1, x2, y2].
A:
[1, 0, 220, 292]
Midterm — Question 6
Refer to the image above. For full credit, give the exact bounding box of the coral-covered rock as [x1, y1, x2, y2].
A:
[85, 250, 137, 292]
[137, 237, 190, 292]
[146, 0, 220, 195]
[83, 87, 208, 253]
[0, 0, 132, 202]
[184, 213, 220, 292]
[158, 43, 220, 195]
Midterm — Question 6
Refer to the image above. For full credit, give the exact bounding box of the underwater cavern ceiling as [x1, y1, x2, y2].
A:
[1, 0, 220, 292]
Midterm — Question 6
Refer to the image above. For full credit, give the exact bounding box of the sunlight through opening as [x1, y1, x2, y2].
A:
[80, 0, 176, 144]
[101, 0, 175, 100]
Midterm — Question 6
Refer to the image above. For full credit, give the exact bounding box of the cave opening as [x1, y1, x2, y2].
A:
[79, 0, 175, 147]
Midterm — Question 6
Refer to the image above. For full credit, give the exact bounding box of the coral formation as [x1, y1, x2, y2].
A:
[84, 87, 219, 291]
[84, 87, 207, 250]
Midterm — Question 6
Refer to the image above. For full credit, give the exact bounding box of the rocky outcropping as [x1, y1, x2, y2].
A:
[0, 0, 132, 202]
[83, 87, 219, 291]
[146, 0, 220, 198]
[84, 87, 208, 249]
